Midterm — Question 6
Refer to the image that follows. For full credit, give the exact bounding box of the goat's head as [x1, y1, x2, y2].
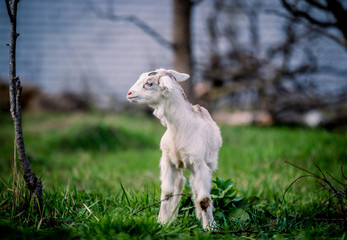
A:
[126, 68, 190, 105]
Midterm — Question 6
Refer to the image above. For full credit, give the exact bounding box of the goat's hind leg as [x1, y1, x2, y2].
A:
[189, 174, 202, 221]
[191, 163, 216, 230]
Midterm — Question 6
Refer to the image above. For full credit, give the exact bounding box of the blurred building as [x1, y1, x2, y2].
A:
[0, 0, 175, 108]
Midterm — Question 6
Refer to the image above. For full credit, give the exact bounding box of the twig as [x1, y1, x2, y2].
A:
[312, 163, 346, 216]
[210, 229, 258, 235]
[189, 228, 259, 236]
[326, 171, 346, 187]
[284, 161, 345, 199]
[283, 174, 315, 201]
[284, 161, 318, 177]
[83, 203, 99, 222]
[289, 215, 345, 222]
[284, 161, 347, 225]
[312, 162, 345, 197]
[313, 163, 328, 182]
[131, 193, 191, 216]
[64, 184, 69, 200]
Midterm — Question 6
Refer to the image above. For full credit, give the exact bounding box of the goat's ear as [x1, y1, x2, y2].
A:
[167, 70, 190, 82]
[159, 75, 174, 92]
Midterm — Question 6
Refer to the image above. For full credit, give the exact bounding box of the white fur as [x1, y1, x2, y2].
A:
[127, 68, 222, 229]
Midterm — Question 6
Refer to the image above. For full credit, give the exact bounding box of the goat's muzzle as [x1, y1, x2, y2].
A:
[127, 91, 139, 102]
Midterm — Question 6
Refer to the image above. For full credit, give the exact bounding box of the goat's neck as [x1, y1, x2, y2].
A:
[153, 90, 194, 132]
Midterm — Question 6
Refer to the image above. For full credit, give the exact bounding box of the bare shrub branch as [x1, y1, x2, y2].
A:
[131, 193, 191, 216]
[283, 161, 346, 225]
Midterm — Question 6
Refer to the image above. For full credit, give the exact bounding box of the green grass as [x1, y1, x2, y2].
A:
[0, 111, 346, 239]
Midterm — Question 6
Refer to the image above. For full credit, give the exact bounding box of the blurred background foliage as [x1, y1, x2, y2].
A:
[0, 0, 346, 128]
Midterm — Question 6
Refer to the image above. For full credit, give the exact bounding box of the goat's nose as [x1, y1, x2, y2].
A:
[127, 91, 132, 96]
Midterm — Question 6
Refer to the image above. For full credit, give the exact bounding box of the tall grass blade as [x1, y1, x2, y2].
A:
[120, 181, 130, 206]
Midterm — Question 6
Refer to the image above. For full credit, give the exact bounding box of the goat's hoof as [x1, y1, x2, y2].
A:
[203, 221, 217, 231]
[157, 215, 168, 225]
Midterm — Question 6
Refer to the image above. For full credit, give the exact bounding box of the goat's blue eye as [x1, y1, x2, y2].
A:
[146, 82, 153, 87]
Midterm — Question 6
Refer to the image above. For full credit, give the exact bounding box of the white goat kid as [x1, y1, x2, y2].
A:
[127, 69, 222, 229]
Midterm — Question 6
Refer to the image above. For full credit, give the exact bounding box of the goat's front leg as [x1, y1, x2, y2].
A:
[191, 162, 215, 230]
[158, 155, 182, 224]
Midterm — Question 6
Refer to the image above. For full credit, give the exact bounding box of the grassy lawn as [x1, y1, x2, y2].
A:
[0, 111, 346, 239]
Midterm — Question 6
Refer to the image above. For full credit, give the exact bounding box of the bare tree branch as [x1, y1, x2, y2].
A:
[280, 0, 347, 50]
[265, 9, 345, 50]
[326, 0, 347, 43]
[280, 0, 337, 28]
[89, 2, 175, 50]
[190, 0, 204, 6]
[5, 0, 14, 23]
[306, 0, 328, 10]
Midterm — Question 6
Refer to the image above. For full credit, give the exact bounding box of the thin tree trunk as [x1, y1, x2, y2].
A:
[172, 0, 194, 101]
[5, 0, 43, 214]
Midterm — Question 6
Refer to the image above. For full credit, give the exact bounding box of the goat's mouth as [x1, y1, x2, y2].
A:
[127, 95, 139, 102]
